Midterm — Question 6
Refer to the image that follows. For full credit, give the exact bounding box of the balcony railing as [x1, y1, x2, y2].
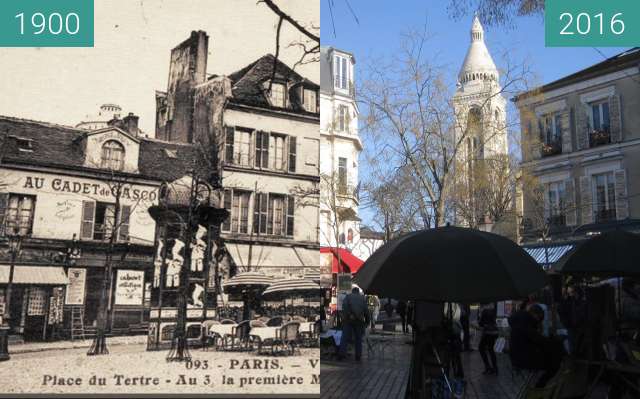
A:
[541, 140, 562, 157]
[589, 128, 611, 147]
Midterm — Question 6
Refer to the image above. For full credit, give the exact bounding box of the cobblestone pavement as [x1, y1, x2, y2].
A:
[321, 331, 610, 399]
[0, 343, 320, 395]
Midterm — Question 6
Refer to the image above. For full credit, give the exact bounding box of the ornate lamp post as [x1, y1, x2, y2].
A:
[147, 171, 227, 362]
[0, 228, 24, 362]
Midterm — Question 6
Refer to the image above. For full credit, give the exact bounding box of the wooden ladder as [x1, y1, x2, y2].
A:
[70, 306, 86, 341]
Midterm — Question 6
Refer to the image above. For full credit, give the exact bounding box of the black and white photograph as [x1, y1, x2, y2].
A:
[0, 0, 320, 396]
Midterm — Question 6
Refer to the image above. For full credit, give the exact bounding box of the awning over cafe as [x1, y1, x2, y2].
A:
[0, 265, 68, 285]
[524, 244, 574, 269]
[225, 244, 319, 276]
[320, 247, 364, 274]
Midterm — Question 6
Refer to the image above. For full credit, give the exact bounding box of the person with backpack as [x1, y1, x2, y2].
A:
[338, 287, 370, 361]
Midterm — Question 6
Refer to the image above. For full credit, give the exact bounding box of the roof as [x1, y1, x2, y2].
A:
[458, 15, 498, 82]
[360, 227, 385, 240]
[514, 47, 640, 102]
[0, 115, 197, 182]
[226, 54, 319, 115]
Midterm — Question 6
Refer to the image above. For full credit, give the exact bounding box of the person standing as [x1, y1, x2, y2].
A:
[396, 300, 408, 333]
[367, 295, 380, 330]
[477, 303, 499, 375]
[460, 304, 472, 352]
[338, 287, 370, 361]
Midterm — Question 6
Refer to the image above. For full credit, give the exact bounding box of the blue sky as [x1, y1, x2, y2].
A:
[321, 0, 628, 229]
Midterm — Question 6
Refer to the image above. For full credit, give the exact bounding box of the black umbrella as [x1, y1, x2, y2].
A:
[355, 226, 546, 303]
[555, 230, 640, 277]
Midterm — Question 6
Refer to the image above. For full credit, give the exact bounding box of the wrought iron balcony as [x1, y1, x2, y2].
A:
[589, 128, 611, 147]
[541, 140, 562, 157]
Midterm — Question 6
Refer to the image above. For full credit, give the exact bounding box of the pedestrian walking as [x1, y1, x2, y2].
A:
[396, 300, 408, 333]
[338, 287, 370, 361]
[367, 294, 380, 330]
[477, 303, 499, 375]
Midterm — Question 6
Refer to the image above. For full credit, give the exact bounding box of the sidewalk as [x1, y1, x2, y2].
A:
[9, 334, 147, 355]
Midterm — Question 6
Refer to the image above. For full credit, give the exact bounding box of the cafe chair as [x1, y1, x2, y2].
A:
[258, 321, 300, 356]
[220, 320, 257, 352]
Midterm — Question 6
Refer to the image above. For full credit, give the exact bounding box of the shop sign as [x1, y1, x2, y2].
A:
[48, 287, 64, 325]
[115, 270, 145, 305]
[65, 268, 86, 305]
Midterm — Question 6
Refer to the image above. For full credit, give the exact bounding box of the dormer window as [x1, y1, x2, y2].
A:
[10, 136, 34, 152]
[269, 83, 286, 108]
[101, 140, 125, 170]
[303, 88, 317, 113]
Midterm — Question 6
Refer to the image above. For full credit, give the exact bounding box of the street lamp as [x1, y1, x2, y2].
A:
[0, 228, 23, 362]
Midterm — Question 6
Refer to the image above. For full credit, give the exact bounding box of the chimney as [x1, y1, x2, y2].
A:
[123, 113, 140, 136]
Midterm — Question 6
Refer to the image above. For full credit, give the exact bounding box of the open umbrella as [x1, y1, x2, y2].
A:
[555, 230, 640, 277]
[222, 271, 274, 295]
[223, 272, 273, 321]
[355, 226, 546, 303]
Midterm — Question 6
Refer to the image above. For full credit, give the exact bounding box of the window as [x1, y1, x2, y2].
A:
[230, 191, 251, 234]
[546, 182, 566, 225]
[591, 101, 610, 132]
[225, 127, 234, 164]
[253, 193, 268, 235]
[334, 55, 349, 90]
[4, 194, 36, 236]
[267, 195, 285, 236]
[269, 83, 286, 108]
[252, 193, 294, 237]
[539, 114, 562, 156]
[80, 201, 130, 242]
[270, 134, 286, 171]
[255, 131, 269, 168]
[539, 114, 562, 145]
[338, 157, 348, 194]
[101, 140, 125, 170]
[233, 129, 252, 166]
[303, 89, 317, 113]
[592, 172, 616, 222]
[338, 105, 349, 132]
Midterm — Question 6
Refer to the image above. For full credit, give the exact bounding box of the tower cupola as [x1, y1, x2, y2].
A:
[458, 14, 499, 86]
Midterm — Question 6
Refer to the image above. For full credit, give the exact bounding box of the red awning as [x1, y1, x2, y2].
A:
[320, 247, 364, 274]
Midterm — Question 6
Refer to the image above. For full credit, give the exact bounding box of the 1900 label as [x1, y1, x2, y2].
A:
[0, 0, 94, 47]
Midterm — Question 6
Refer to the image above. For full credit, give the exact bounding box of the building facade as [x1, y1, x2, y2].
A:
[453, 16, 509, 231]
[154, 31, 320, 282]
[0, 115, 194, 341]
[515, 48, 640, 258]
[319, 46, 363, 257]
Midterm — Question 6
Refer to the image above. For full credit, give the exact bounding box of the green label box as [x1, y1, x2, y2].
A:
[546, 0, 640, 47]
[0, 0, 94, 47]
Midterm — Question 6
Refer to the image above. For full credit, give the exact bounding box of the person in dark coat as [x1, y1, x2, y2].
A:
[509, 304, 564, 387]
[460, 304, 472, 352]
[396, 300, 408, 333]
[477, 303, 499, 374]
[338, 287, 370, 361]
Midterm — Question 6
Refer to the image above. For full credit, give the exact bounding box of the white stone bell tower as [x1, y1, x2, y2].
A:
[453, 15, 509, 227]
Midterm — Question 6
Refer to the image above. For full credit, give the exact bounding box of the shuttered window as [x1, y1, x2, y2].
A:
[286, 196, 295, 237]
[119, 205, 131, 241]
[255, 131, 269, 168]
[225, 126, 234, 164]
[221, 189, 232, 232]
[81, 201, 96, 239]
[288, 137, 297, 173]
